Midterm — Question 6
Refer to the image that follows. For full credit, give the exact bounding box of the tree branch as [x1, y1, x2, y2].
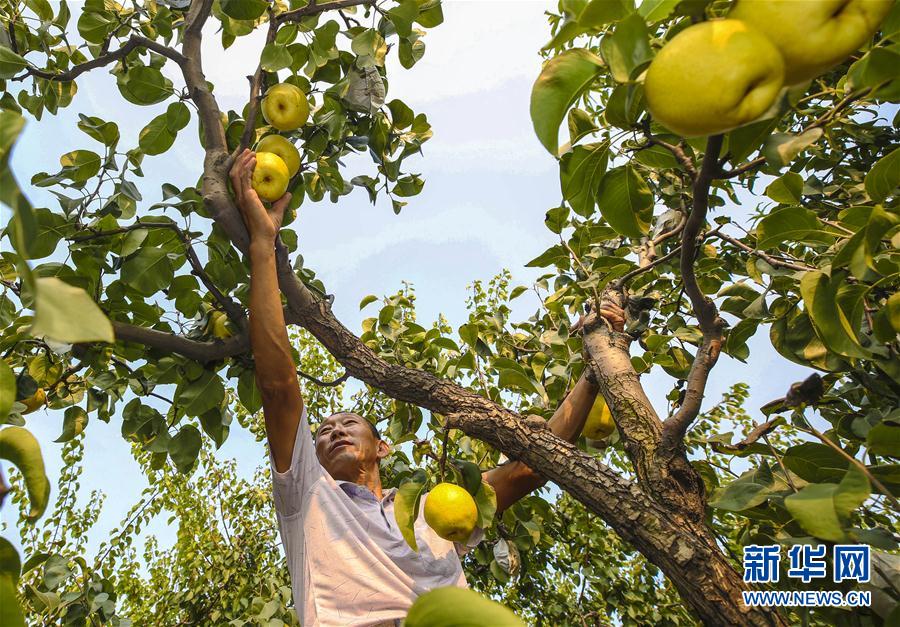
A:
[711, 230, 814, 273]
[716, 89, 867, 179]
[277, 0, 376, 23]
[11, 35, 187, 82]
[238, 9, 280, 154]
[112, 320, 249, 363]
[296, 369, 350, 388]
[662, 135, 725, 449]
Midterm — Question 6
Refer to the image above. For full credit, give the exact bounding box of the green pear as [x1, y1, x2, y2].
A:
[251, 152, 290, 202]
[256, 134, 301, 177]
[644, 19, 785, 137]
[405, 586, 525, 627]
[731, 0, 894, 84]
[261, 83, 309, 131]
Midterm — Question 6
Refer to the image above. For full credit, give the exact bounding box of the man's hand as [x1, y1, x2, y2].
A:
[230, 148, 292, 245]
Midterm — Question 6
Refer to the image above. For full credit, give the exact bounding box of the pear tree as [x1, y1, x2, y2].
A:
[1, 1, 899, 626]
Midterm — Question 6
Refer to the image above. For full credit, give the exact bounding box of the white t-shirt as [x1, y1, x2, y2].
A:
[269, 407, 483, 626]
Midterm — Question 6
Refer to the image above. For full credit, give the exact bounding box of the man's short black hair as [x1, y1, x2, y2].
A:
[315, 412, 380, 441]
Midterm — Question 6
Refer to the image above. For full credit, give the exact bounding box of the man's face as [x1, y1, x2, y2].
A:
[314, 413, 386, 480]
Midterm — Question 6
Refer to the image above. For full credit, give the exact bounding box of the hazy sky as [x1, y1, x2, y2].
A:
[2, 1, 810, 562]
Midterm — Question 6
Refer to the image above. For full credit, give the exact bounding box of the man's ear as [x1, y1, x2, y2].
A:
[376, 439, 391, 461]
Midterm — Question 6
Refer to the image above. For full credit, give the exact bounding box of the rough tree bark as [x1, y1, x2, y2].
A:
[34, 1, 790, 624]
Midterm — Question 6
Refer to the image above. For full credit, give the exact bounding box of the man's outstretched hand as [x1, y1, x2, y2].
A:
[230, 148, 292, 245]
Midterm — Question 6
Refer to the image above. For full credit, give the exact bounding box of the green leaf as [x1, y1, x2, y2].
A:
[530, 49, 604, 155]
[559, 141, 609, 217]
[497, 369, 544, 398]
[77, 9, 114, 44]
[784, 483, 845, 542]
[119, 66, 173, 106]
[261, 43, 293, 72]
[29, 277, 114, 343]
[139, 114, 176, 155]
[220, 0, 267, 20]
[169, 425, 202, 473]
[783, 442, 848, 483]
[449, 459, 483, 497]
[800, 271, 870, 359]
[867, 422, 900, 458]
[121, 247, 175, 296]
[0, 46, 29, 79]
[59, 149, 101, 182]
[175, 370, 225, 417]
[77, 114, 119, 146]
[0, 111, 33, 231]
[0, 537, 20, 584]
[359, 294, 379, 309]
[0, 573, 25, 627]
[237, 369, 262, 415]
[0, 426, 50, 521]
[567, 108, 598, 146]
[865, 147, 900, 203]
[0, 360, 14, 420]
[599, 13, 651, 83]
[709, 463, 776, 511]
[578, 0, 632, 28]
[394, 474, 427, 551]
[762, 128, 823, 168]
[416, 0, 444, 27]
[765, 172, 803, 204]
[726, 117, 778, 163]
[756, 206, 832, 249]
[54, 407, 88, 443]
[834, 465, 870, 522]
[473, 480, 497, 529]
[165, 102, 190, 132]
[639, 0, 679, 21]
[545, 205, 570, 234]
[595, 165, 653, 238]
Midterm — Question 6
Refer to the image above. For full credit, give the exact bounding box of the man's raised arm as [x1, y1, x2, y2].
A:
[230, 149, 303, 473]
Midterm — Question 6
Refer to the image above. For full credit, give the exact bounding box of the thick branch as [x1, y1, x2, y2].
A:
[12, 35, 186, 82]
[112, 321, 248, 363]
[663, 136, 725, 449]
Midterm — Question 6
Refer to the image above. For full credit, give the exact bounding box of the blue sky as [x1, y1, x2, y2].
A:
[1, 1, 811, 564]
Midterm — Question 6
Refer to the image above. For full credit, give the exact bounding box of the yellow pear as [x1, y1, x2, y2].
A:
[251, 152, 290, 202]
[730, 0, 894, 84]
[584, 396, 615, 440]
[644, 19, 785, 137]
[423, 483, 478, 543]
[256, 134, 301, 177]
[261, 83, 309, 131]
[208, 311, 234, 339]
[20, 388, 46, 414]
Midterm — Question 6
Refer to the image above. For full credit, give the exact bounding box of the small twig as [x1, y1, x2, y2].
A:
[11, 35, 187, 82]
[762, 433, 798, 493]
[711, 230, 814, 273]
[799, 423, 900, 511]
[438, 426, 450, 482]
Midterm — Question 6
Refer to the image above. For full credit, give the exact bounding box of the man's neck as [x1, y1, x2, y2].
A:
[341, 464, 383, 499]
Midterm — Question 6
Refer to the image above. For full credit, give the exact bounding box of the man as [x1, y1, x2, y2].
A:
[230, 149, 604, 626]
